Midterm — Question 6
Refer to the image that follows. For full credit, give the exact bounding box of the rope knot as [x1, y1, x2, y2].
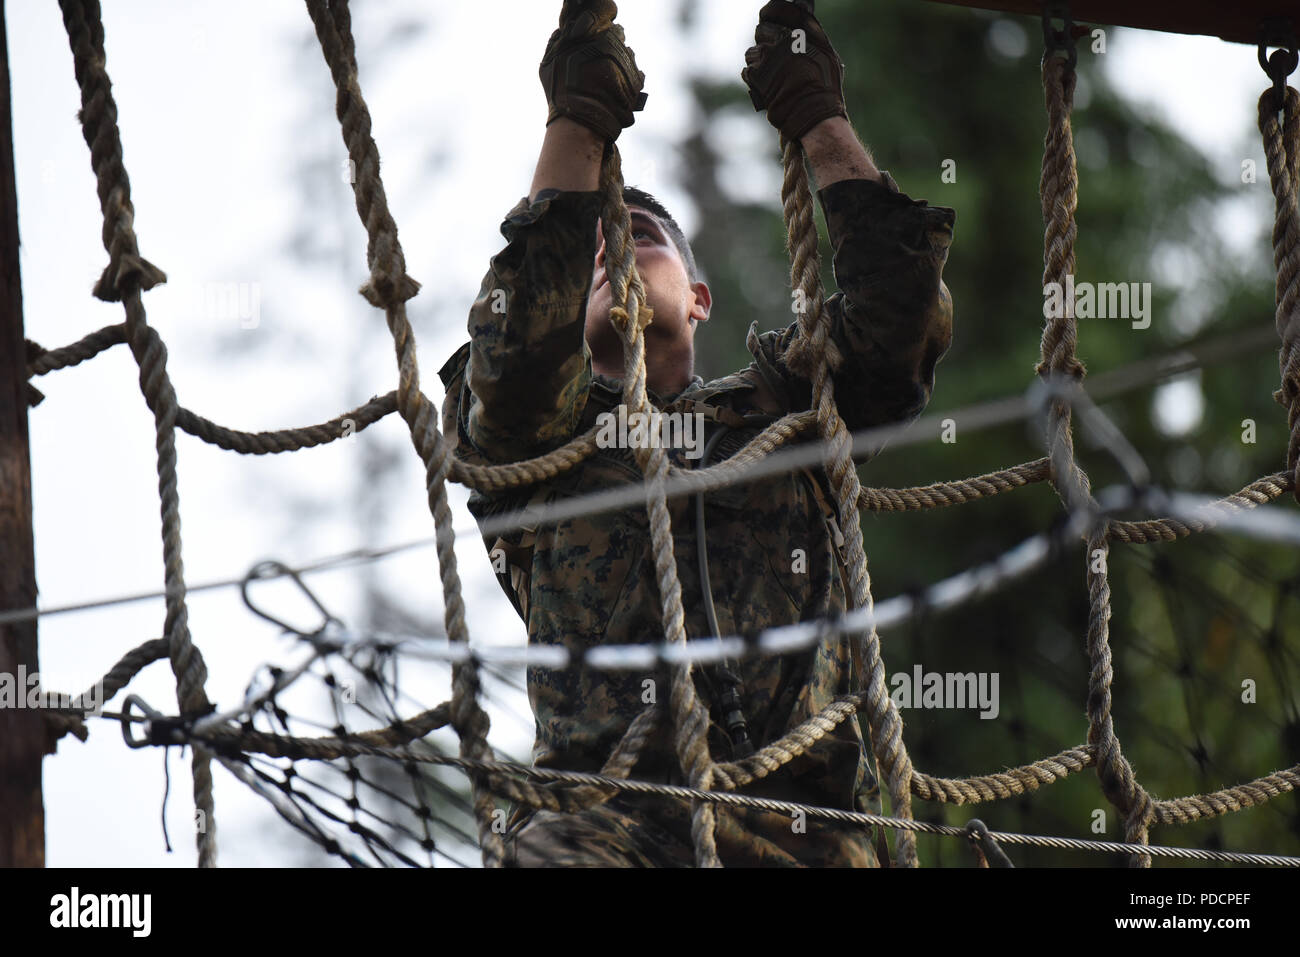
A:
[1034, 355, 1086, 380]
[43, 711, 89, 746]
[359, 271, 421, 309]
[609, 302, 653, 339]
[93, 251, 167, 302]
[783, 329, 843, 381]
[449, 662, 493, 742]
[1120, 789, 1158, 866]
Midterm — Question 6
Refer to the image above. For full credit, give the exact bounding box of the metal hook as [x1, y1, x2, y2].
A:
[240, 559, 341, 638]
[1258, 18, 1298, 114]
[966, 818, 1015, 867]
[122, 696, 167, 748]
[1041, 2, 1078, 71]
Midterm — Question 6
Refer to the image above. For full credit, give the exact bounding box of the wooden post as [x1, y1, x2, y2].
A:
[0, 0, 46, 868]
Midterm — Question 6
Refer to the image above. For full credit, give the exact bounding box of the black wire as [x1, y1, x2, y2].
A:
[161, 747, 173, 853]
[694, 420, 765, 758]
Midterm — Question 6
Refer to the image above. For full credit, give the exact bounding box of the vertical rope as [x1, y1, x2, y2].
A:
[1258, 86, 1300, 503]
[598, 148, 721, 868]
[304, 0, 504, 868]
[58, 0, 218, 868]
[1038, 51, 1153, 866]
[1036, 54, 1085, 384]
[1083, 532, 1155, 864]
[1038, 52, 1088, 514]
[777, 137, 918, 868]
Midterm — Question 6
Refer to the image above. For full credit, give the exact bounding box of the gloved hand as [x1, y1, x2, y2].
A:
[742, 0, 848, 141]
[539, 0, 647, 143]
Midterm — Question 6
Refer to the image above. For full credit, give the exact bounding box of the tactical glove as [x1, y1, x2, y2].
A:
[742, 0, 848, 141]
[539, 0, 647, 143]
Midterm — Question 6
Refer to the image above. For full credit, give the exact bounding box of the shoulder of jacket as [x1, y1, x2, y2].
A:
[437, 341, 472, 391]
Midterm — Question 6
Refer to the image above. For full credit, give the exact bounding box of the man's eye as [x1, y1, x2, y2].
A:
[634, 229, 653, 241]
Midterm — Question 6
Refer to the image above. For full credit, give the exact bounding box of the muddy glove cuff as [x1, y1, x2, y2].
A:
[742, 0, 847, 141]
[539, 2, 647, 143]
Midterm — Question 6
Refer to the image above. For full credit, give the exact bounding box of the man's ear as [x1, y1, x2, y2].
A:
[689, 281, 712, 325]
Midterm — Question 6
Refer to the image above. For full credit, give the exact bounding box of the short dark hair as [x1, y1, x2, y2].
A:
[623, 185, 700, 284]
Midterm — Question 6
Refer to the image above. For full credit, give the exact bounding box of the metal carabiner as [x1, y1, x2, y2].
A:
[240, 559, 342, 638]
[121, 694, 165, 749]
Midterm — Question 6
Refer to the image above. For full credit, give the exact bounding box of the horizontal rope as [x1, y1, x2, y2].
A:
[859, 458, 1050, 512]
[177, 717, 1300, 866]
[16, 459, 1297, 650]
[103, 679, 1300, 864]
[40, 636, 171, 743]
[21, 320, 1285, 576]
[1152, 766, 1300, 826]
[26, 322, 126, 374]
[912, 745, 1095, 803]
[1106, 472, 1294, 543]
[28, 323, 402, 452]
[24, 320, 1278, 539]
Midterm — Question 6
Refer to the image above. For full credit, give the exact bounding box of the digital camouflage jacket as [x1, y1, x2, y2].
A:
[439, 173, 955, 865]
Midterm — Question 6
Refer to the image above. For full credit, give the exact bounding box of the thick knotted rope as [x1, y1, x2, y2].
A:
[777, 135, 918, 867]
[858, 459, 1050, 512]
[597, 143, 721, 867]
[304, 0, 503, 868]
[1258, 85, 1300, 503]
[1083, 530, 1155, 864]
[58, 0, 218, 868]
[1039, 50, 1155, 867]
[1151, 765, 1300, 824]
[1105, 471, 1293, 543]
[43, 637, 170, 745]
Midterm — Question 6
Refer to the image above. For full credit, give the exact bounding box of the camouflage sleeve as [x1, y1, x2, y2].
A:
[460, 188, 603, 462]
[820, 174, 955, 429]
[759, 174, 955, 431]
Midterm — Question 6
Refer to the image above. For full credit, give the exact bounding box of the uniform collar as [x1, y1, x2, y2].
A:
[591, 372, 706, 407]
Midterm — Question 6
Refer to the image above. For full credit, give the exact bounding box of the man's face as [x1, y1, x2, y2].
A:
[585, 206, 710, 387]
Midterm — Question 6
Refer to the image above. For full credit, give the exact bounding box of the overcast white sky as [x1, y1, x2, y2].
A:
[7, 1, 1279, 866]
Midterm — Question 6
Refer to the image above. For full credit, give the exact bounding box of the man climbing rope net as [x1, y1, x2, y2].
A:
[439, 0, 956, 867]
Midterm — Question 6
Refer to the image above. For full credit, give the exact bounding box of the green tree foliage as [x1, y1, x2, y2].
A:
[678, 0, 1299, 865]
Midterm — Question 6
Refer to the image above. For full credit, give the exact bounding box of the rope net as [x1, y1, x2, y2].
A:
[23, 0, 1300, 867]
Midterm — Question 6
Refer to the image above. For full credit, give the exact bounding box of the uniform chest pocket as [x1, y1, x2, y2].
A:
[530, 511, 649, 648]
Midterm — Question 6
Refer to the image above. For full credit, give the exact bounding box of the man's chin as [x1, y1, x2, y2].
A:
[585, 305, 613, 332]
[584, 311, 623, 362]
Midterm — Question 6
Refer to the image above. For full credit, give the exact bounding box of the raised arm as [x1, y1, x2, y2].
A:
[802, 116, 880, 190]
[447, 1, 645, 463]
[742, 0, 880, 189]
[531, 0, 645, 199]
[530, 119, 604, 202]
[742, 1, 955, 432]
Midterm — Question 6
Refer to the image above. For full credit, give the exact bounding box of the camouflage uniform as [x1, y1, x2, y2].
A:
[438, 173, 955, 867]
